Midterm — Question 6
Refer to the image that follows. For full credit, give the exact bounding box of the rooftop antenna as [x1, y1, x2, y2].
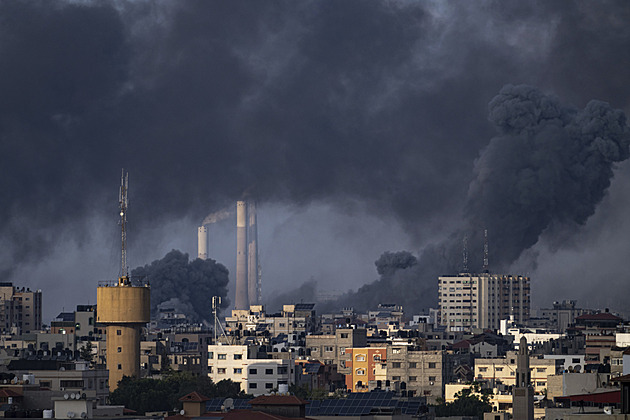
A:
[119, 170, 129, 283]
[212, 296, 231, 344]
[462, 236, 469, 274]
[482, 229, 489, 273]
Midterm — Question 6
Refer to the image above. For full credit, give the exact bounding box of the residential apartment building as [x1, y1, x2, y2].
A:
[207, 344, 294, 395]
[474, 352, 561, 394]
[306, 328, 367, 375]
[386, 345, 445, 403]
[344, 347, 387, 392]
[438, 273, 530, 331]
[0, 283, 43, 334]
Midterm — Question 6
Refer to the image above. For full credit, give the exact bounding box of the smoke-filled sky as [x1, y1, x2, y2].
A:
[2, 1, 630, 321]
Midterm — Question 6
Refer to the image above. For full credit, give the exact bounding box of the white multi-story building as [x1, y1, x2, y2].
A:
[438, 273, 530, 331]
[207, 344, 294, 395]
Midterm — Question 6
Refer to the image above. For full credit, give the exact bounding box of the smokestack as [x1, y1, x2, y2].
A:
[235, 201, 248, 309]
[247, 201, 259, 306]
[197, 226, 208, 260]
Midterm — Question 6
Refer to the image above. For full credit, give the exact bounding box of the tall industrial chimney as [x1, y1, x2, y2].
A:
[247, 201, 259, 306]
[197, 226, 208, 260]
[235, 201, 248, 309]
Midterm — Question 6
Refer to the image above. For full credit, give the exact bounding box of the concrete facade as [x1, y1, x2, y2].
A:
[438, 274, 530, 332]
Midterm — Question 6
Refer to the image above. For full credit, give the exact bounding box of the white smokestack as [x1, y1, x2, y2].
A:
[247, 201, 259, 306]
[235, 201, 248, 310]
[197, 226, 208, 260]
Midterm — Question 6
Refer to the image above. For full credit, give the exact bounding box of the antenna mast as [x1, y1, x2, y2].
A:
[212, 296, 231, 344]
[462, 236, 469, 273]
[119, 170, 129, 279]
[482, 229, 489, 273]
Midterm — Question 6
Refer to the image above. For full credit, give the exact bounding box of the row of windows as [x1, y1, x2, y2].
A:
[208, 352, 243, 360]
[210, 367, 289, 375]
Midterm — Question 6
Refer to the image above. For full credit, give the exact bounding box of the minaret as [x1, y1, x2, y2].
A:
[513, 336, 534, 420]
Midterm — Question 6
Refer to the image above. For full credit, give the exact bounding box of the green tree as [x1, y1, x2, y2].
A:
[432, 384, 492, 419]
[110, 372, 246, 414]
[79, 341, 94, 365]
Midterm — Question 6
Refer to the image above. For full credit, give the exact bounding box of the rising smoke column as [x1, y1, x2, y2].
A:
[464, 84, 630, 268]
[333, 85, 630, 313]
[131, 249, 230, 322]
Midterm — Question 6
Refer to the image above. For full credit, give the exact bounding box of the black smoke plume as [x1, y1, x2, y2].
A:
[1, 2, 630, 317]
[335, 86, 630, 313]
[131, 250, 230, 322]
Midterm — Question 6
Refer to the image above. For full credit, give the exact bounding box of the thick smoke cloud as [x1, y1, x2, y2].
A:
[465, 85, 630, 267]
[336, 86, 630, 313]
[131, 250, 230, 322]
[1, 1, 630, 318]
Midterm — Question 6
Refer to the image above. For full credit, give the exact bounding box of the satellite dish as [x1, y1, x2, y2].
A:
[64, 394, 69, 400]
[224, 398, 234, 410]
[81, 393, 87, 399]
[180, 410, 185, 415]
[67, 412, 75, 418]
[80, 413, 87, 419]
[70, 393, 76, 400]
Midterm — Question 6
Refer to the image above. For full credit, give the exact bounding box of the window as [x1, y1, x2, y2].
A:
[356, 369, 365, 375]
[218, 354, 227, 360]
[208, 367, 213, 373]
[234, 354, 242, 360]
[117, 330, 121, 336]
[392, 348, 401, 354]
[391, 362, 401, 368]
[265, 368, 273, 375]
[536, 368, 546, 373]
[279, 323, 285, 327]
[479, 367, 488, 372]
[537, 382, 545, 387]
[39, 381, 51, 388]
[249, 383, 257, 389]
[374, 354, 382, 362]
[117, 364, 122, 370]
[340, 347, 345, 354]
[392, 376, 401, 381]
[340, 333, 348, 338]
[356, 354, 366, 362]
[428, 362, 436, 369]
[409, 376, 417, 382]
[408, 362, 416, 368]
[265, 383, 274, 389]
[429, 376, 436, 382]
[208, 352, 214, 359]
[234, 368, 242, 374]
[217, 368, 226, 374]
[60, 380, 84, 388]
[572, 358, 581, 363]
[117, 347, 122, 353]
[496, 367, 503, 371]
[249, 368, 258, 374]
[278, 367, 288, 375]
[324, 346, 334, 352]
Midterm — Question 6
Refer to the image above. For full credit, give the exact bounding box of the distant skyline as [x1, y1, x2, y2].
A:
[1, 1, 630, 322]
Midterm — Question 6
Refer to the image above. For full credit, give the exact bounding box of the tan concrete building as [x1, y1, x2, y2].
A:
[306, 328, 367, 374]
[0, 283, 42, 334]
[438, 273, 530, 331]
[386, 345, 444, 403]
[475, 352, 561, 394]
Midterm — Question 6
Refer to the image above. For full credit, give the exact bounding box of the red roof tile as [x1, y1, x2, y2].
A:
[576, 312, 622, 321]
[179, 391, 210, 402]
[0, 389, 22, 398]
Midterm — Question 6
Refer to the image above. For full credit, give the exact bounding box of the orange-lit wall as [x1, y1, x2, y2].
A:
[345, 347, 386, 392]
